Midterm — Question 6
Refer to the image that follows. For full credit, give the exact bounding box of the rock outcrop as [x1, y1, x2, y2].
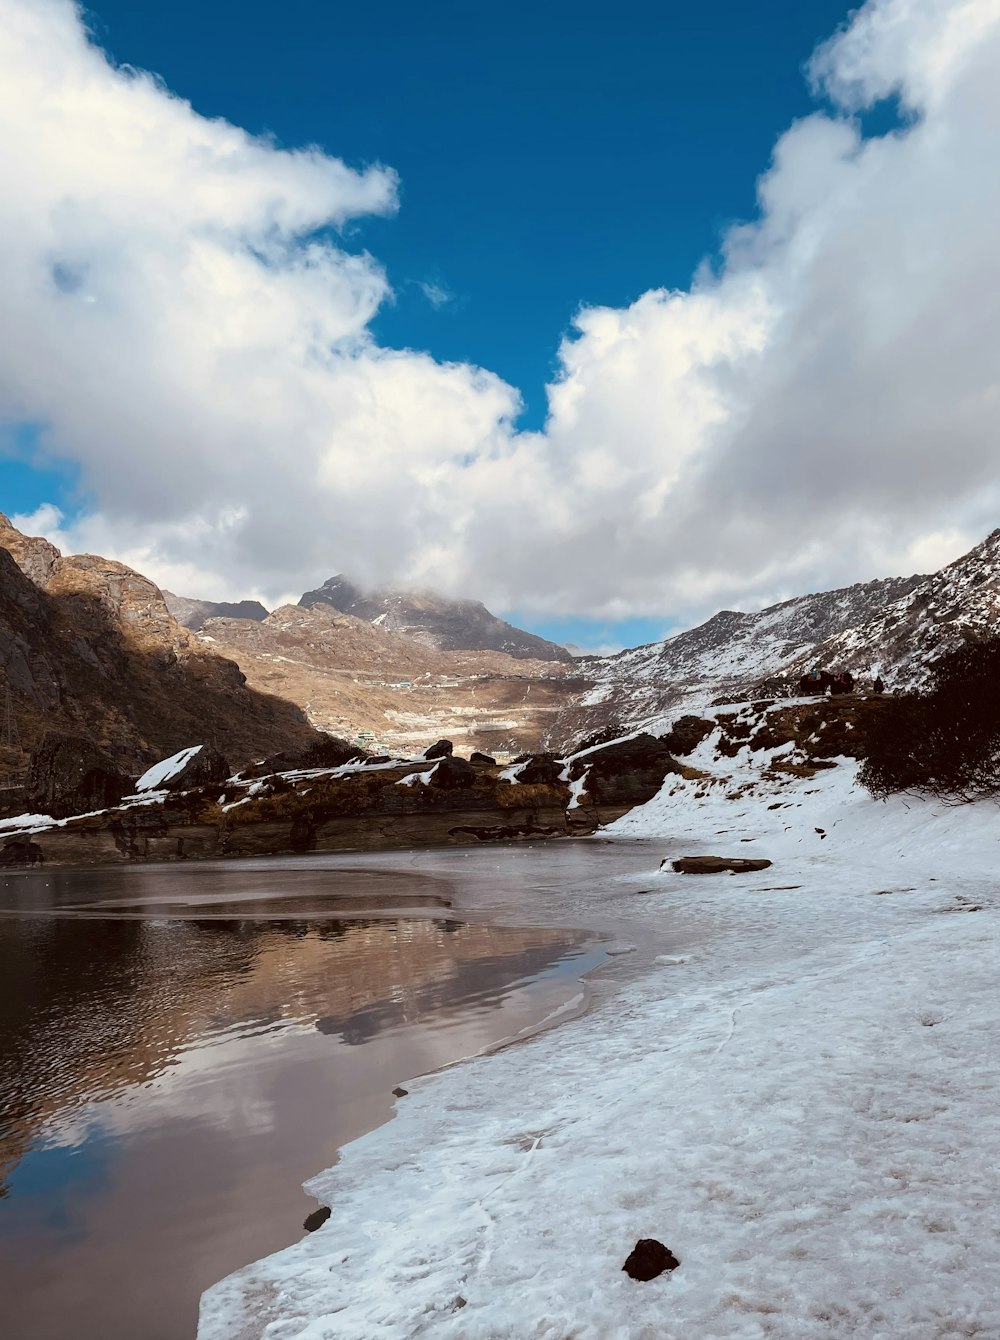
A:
[164, 592, 270, 633]
[25, 735, 129, 819]
[0, 514, 323, 781]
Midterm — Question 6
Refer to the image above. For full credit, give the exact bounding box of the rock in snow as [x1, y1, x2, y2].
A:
[669, 855, 773, 874]
[622, 1238, 680, 1281]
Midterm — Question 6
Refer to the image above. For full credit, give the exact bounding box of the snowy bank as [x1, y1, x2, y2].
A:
[200, 749, 1000, 1339]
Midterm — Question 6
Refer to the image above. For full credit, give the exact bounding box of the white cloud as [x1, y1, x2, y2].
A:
[3, 0, 1000, 622]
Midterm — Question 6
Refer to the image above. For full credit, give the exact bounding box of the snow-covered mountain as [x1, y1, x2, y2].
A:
[550, 528, 1000, 745]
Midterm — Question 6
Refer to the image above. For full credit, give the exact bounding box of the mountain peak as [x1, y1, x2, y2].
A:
[298, 576, 571, 662]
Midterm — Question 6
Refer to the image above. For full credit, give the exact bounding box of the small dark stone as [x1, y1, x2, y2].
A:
[303, 1206, 331, 1232]
[469, 752, 497, 767]
[622, 1238, 680, 1281]
[392, 1086, 408, 1097]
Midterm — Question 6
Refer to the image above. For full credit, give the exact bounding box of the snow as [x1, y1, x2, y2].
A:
[396, 763, 439, 787]
[0, 812, 55, 832]
[200, 744, 1000, 1340]
[135, 744, 203, 792]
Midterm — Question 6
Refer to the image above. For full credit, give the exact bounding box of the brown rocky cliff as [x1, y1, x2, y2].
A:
[0, 516, 322, 777]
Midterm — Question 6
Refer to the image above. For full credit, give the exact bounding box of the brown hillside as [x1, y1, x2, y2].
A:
[200, 602, 587, 758]
[0, 515, 321, 780]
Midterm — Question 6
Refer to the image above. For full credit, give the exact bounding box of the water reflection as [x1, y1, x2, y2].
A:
[0, 864, 598, 1340]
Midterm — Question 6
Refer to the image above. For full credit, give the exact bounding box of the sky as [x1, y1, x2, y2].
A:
[2, 0, 1000, 652]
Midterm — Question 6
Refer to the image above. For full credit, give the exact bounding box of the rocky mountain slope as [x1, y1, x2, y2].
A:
[550, 527, 1000, 746]
[163, 591, 269, 633]
[0, 515, 321, 779]
[791, 528, 1000, 687]
[550, 572, 925, 745]
[198, 602, 585, 758]
[299, 575, 572, 661]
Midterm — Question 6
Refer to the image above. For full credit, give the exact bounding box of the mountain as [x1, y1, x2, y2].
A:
[197, 601, 585, 758]
[550, 527, 1000, 747]
[548, 573, 927, 745]
[797, 527, 1000, 686]
[0, 514, 321, 779]
[164, 591, 269, 633]
[298, 575, 572, 662]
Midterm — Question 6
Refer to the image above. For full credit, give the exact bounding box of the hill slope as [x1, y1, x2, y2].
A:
[0, 515, 320, 778]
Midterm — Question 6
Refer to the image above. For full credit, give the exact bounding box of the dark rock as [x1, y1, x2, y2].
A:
[244, 735, 361, 778]
[622, 1238, 680, 1281]
[428, 756, 477, 789]
[669, 856, 772, 874]
[424, 739, 454, 761]
[568, 733, 683, 809]
[568, 724, 626, 755]
[470, 752, 497, 767]
[392, 1086, 408, 1097]
[25, 734, 129, 819]
[302, 1206, 331, 1233]
[160, 744, 230, 791]
[0, 838, 43, 866]
[515, 756, 565, 785]
[660, 715, 713, 756]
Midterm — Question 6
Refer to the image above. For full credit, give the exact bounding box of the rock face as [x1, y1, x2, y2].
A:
[0, 514, 322, 779]
[299, 574, 573, 662]
[163, 592, 269, 633]
[25, 735, 129, 819]
[567, 733, 686, 817]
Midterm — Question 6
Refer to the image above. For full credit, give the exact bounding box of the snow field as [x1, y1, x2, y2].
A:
[200, 758, 1000, 1340]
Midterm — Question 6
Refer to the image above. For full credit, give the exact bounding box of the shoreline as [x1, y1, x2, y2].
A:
[199, 768, 1000, 1340]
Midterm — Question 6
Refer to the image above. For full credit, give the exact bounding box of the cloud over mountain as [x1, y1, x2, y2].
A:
[3, 0, 1000, 622]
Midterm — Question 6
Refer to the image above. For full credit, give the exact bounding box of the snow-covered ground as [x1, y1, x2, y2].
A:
[200, 754, 1000, 1340]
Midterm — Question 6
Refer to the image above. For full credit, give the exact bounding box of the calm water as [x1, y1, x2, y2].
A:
[0, 858, 605, 1340]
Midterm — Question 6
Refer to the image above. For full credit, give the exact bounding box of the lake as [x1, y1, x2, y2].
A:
[0, 840, 675, 1340]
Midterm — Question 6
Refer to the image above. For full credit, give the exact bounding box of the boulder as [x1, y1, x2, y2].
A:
[622, 1238, 680, 1281]
[25, 734, 129, 819]
[243, 735, 361, 778]
[163, 744, 230, 790]
[424, 739, 454, 761]
[515, 756, 565, 785]
[302, 1206, 331, 1233]
[568, 734, 683, 809]
[668, 856, 772, 874]
[428, 756, 477, 789]
[0, 838, 43, 866]
[660, 715, 713, 755]
[469, 751, 497, 767]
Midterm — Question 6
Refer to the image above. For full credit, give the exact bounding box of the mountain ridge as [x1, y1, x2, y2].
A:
[298, 574, 573, 662]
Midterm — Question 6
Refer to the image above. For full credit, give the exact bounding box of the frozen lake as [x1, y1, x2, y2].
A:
[0, 839, 684, 1340]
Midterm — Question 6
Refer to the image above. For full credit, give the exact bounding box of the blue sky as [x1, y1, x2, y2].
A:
[7, 0, 970, 651]
[4, 0, 855, 648]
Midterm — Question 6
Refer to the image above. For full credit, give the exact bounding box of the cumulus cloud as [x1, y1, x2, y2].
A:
[2, 0, 1000, 623]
